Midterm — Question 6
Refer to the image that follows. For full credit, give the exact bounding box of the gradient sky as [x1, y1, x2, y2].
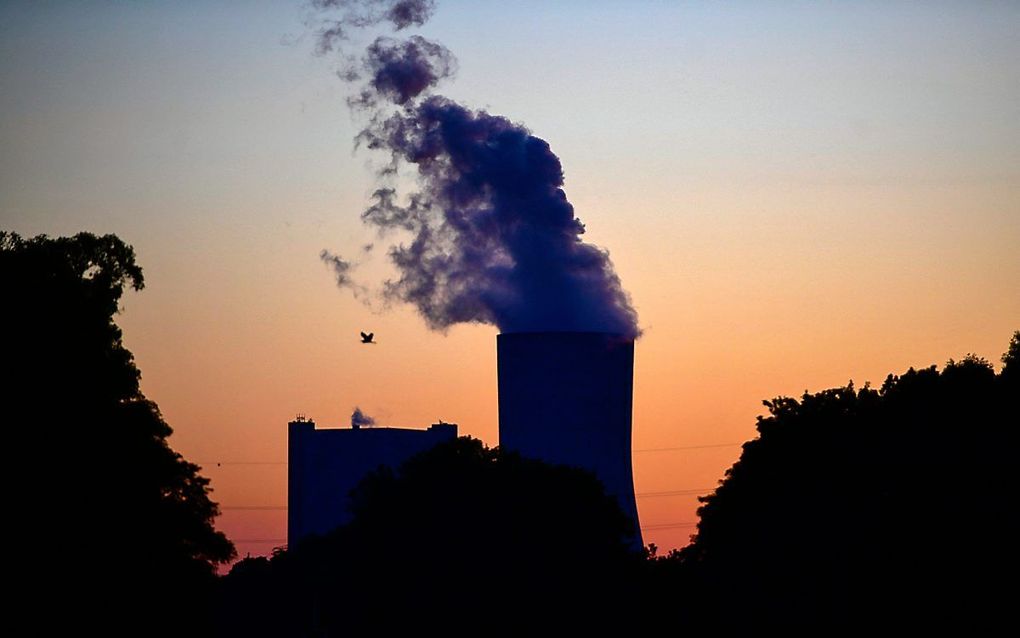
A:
[2, 1, 1018, 562]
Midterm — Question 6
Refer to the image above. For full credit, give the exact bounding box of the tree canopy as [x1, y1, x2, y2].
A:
[1, 231, 234, 634]
[675, 334, 1019, 630]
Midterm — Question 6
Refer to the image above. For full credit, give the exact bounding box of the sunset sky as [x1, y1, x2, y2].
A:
[2, 1, 1018, 561]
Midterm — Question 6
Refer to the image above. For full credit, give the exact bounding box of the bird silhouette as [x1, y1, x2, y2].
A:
[360, 331, 375, 344]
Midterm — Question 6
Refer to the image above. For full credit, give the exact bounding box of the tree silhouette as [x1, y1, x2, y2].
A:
[1, 231, 234, 635]
[219, 436, 642, 635]
[1001, 330, 1019, 388]
[678, 334, 1019, 630]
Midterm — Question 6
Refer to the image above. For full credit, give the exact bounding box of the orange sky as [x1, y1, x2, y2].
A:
[1, 2, 1018, 563]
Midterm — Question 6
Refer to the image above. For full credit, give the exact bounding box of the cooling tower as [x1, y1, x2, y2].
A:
[497, 332, 641, 545]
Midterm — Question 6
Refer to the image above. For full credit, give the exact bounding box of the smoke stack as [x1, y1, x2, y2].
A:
[497, 332, 641, 546]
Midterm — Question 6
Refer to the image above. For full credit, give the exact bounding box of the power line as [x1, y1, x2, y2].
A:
[222, 506, 287, 511]
[633, 443, 742, 453]
[204, 443, 742, 467]
[200, 462, 287, 466]
[221, 487, 717, 511]
[230, 521, 699, 545]
[636, 488, 714, 498]
[641, 522, 698, 531]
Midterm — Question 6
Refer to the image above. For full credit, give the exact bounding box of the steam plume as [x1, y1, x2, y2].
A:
[313, 0, 436, 53]
[320, 249, 368, 299]
[349, 36, 455, 108]
[351, 406, 376, 428]
[317, 1, 640, 338]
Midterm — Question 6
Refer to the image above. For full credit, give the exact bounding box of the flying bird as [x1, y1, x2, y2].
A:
[360, 331, 375, 344]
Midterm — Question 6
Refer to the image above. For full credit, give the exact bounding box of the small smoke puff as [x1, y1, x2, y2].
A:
[361, 188, 425, 232]
[351, 407, 376, 428]
[315, 21, 348, 54]
[313, 0, 436, 54]
[320, 249, 372, 303]
[320, 250, 355, 287]
[352, 36, 455, 107]
[386, 0, 435, 30]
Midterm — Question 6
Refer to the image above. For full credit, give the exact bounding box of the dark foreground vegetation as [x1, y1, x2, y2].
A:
[653, 335, 1020, 630]
[5, 231, 1016, 633]
[222, 437, 641, 633]
[2, 232, 234, 635]
[224, 337, 1018, 634]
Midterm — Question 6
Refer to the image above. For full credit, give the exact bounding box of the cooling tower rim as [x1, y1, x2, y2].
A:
[497, 331, 635, 345]
[498, 330, 630, 337]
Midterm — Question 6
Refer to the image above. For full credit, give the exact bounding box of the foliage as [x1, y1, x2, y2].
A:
[679, 334, 1019, 630]
[221, 330, 1018, 633]
[219, 436, 643, 635]
[1002, 329, 1020, 386]
[1, 231, 234, 634]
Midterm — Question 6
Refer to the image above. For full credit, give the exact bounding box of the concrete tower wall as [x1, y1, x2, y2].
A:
[497, 332, 641, 545]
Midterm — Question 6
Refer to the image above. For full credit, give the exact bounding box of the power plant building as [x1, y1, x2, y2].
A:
[288, 331, 640, 548]
[288, 417, 457, 546]
[497, 331, 641, 546]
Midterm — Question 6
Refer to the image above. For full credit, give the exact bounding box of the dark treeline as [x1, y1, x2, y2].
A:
[223, 333, 1019, 634]
[650, 338, 1020, 631]
[220, 438, 642, 634]
[2, 232, 234, 636]
[6, 230, 1017, 633]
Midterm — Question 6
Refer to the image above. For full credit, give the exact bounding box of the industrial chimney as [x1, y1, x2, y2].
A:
[497, 332, 641, 546]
